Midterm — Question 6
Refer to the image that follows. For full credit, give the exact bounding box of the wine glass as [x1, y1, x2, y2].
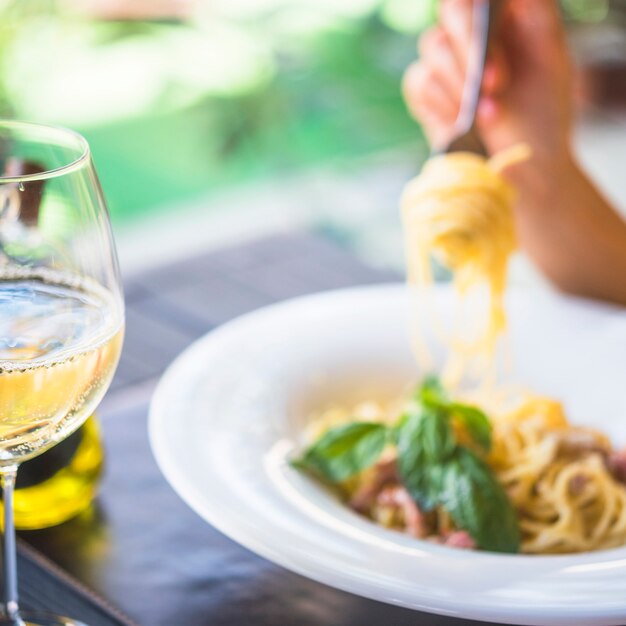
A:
[0, 121, 124, 626]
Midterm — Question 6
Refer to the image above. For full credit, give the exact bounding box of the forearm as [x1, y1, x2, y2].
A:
[510, 154, 626, 305]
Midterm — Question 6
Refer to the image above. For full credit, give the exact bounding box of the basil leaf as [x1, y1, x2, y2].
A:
[441, 448, 520, 553]
[417, 375, 448, 406]
[451, 403, 492, 452]
[396, 407, 455, 510]
[293, 422, 388, 482]
[398, 407, 456, 465]
[406, 461, 448, 511]
[417, 377, 492, 453]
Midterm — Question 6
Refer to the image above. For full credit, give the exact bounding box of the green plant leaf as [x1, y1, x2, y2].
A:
[417, 377, 492, 453]
[440, 448, 520, 553]
[451, 403, 492, 452]
[293, 422, 389, 482]
[396, 406, 455, 510]
[416, 374, 448, 407]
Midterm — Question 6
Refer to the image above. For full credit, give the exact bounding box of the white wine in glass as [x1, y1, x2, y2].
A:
[0, 121, 125, 626]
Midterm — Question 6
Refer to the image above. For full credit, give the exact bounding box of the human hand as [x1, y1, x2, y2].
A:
[403, 0, 573, 165]
[402, 0, 626, 305]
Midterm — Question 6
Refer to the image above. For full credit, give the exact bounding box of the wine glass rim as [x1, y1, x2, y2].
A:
[0, 120, 90, 183]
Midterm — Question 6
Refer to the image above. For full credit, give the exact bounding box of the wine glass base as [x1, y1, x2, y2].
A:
[0, 612, 87, 626]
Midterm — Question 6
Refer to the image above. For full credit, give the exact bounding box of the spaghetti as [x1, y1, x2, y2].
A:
[401, 147, 529, 383]
[489, 397, 626, 553]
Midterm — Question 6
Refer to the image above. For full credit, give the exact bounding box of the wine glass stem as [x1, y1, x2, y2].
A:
[0, 465, 25, 626]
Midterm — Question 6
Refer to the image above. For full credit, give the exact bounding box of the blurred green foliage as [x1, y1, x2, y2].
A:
[0, 0, 619, 222]
[562, 0, 610, 22]
[0, 0, 438, 221]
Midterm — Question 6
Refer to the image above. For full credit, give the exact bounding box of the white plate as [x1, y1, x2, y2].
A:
[149, 284, 626, 626]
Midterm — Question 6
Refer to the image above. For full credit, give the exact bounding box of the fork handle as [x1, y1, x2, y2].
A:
[454, 0, 505, 136]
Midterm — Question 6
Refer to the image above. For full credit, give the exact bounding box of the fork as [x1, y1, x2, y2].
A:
[438, 0, 504, 156]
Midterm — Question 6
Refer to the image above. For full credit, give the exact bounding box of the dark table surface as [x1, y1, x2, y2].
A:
[21, 232, 504, 626]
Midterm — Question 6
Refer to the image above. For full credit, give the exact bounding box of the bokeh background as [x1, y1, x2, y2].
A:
[2, 0, 625, 273]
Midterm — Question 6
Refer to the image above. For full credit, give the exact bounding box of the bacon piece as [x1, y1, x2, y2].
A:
[442, 531, 476, 550]
[608, 448, 626, 484]
[569, 474, 588, 495]
[554, 429, 610, 459]
[427, 530, 476, 549]
[376, 485, 427, 538]
[349, 459, 398, 513]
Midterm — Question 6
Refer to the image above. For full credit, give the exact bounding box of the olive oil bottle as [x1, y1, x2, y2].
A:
[2, 416, 104, 529]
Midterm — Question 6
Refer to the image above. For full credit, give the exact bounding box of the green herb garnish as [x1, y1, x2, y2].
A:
[292, 377, 520, 553]
[292, 422, 389, 482]
[439, 448, 520, 553]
